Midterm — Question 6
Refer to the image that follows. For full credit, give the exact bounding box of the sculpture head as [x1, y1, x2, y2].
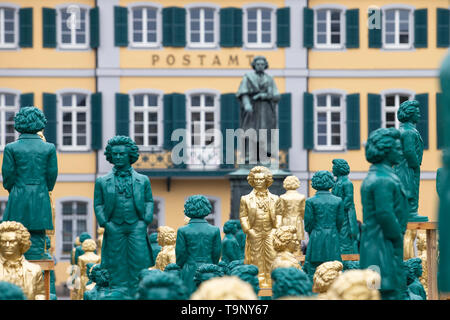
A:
[81, 239, 97, 253]
[138, 268, 162, 282]
[14, 106, 47, 134]
[247, 166, 273, 190]
[232, 219, 242, 231]
[230, 264, 260, 295]
[194, 264, 224, 288]
[273, 226, 299, 254]
[271, 267, 313, 299]
[223, 220, 237, 235]
[217, 261, 228, 274]
[251, 56, 269, 72]
[0, 281, 27, 300]
[405, 257, 423, 280]
[325, 269, 381, 300]
[79, 232, 91, 244]
[332, 159, 350, 177]
[365, 128, 402, 165]
[164, 263, 181, 278]
[184, 195, 212, 219]
[190, 276, 257, 300]
[104, 135, 139, 167]
[90, 265, 110, 287]
[226, 259, 244, 275]
[137, 272, 188, 300]
[0, 221, 31, 260]
[283, 176, 301, 191]
[397, 100, 421, 124]
[157, 226, 176, 246]
[312, 261, 343, 294]
[311, 170, 335, 191]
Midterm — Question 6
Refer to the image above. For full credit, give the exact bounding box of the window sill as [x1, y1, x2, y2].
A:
[0, 45, 19, 50]
[311, 46, 346, 51]
[57, 148, 93, 153]
[243, 43, 276, 50]
[57, 45, 91, 52]
[128, 43, 162, 50]
[312, 147, 346, 152]
[380, 45, 415, 51]
[186, 44, 220, 50]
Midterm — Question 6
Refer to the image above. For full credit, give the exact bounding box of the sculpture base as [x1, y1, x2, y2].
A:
[408, 213, 429, 222]
[227, 164, 290, 219]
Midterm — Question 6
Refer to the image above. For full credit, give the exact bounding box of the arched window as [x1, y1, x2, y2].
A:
[58, 91, 91, 151]
[130, 91, 163, 149]
[0, 91, 19, 148]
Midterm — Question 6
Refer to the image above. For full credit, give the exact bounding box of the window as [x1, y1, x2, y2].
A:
[0, 93, 18, 148]
[314, 93, 344, 150]
[59, 6, 89, 49]
[382, 93, 412, 129]
[188, 7, 217, 48]
[204, 196, 220, 226]
[59, 93, 90, 151]
[0, 7, 17, 48]
[383, 8, 412, 48]
[130, 6, 160, 47]
[0, 200, 7, 220]
[61, 201, 88, 257]
[315, 9, 343, 48]
[147, 198, 161, 235]
[245, 7, 274, 48]
[131, 93, 162, 149]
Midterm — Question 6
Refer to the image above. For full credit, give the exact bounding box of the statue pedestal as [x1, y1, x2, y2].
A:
[227, 165, 290, 219]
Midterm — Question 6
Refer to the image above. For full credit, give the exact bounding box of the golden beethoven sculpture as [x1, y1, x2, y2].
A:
[272, 226, 302, 271]
[0, 221, 45, 300]
[325, 269, 381, 300]
[276, 176, 306, 248]
[77, 239, 100, 300]
[312, 260, 343, 298]
[152, 226, 176, 271]
[239, 166, 278, 288]
[190, 276, 257, 300]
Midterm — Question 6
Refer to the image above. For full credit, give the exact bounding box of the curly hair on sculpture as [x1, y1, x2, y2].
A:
[184, 195, 212, 218]
[0, 221, 31, 255]
[247, 166, 273, 188]
[365, 127, 401, 164]
[104, 135, 140, 165]
[14, 106, 47, 134]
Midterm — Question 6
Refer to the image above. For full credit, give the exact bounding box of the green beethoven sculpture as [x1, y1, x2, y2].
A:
[405, 258, 427, 300]
[360, 127, 409, 300]
[232, 219, 246, 259]
[236, 56, 280, 162]
[136, 272, 188, 300]
[331, 159, 359, 254]
[271, 267, 313, 299]
[175, 195, 222, 295]
[1, 107, 58, 260]
[304, 171, 344, 278]
[73, 232, 92, 265]
[221, 220, 241, 264]
[193, 264, 224, 289]
[0, 281, 27, 300]
[394, 100, 428, 222]
[83, 265, 112, 300]
[94, 136, 154, 297]
[230, 264, 260, 296]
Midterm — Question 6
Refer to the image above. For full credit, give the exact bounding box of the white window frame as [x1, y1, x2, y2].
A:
[186, 89, 221, 170]
[57, 89, 91, 152]
[56, 3, 90, 50]
[0, 88, 20, 150]
[128, 2, 162, 49]
[313, 89, 346, 151]
[382, 4, 415, 50]
[243, 3, 276, 49]
[381, 89, 415, 129]
[129, 89, 163, 151]
[313, 4, 346, 50]
[0, 4, 19, 49]
[185, 3, 219, 49]
[55, 196, 93, 261]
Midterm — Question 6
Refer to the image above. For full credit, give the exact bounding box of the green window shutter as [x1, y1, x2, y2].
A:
[415, 93, 429, 150]
[43, 93, 57, 145]
[346, 9, 359, 48]
[368, 9, 382, 48]
[278, 93, 292, 149]
[163, 95, 174, 150]
[277, 7, 290, 48]
[20, 93, 34, 108]
[90, 7, 100, 48]
[220, 8, 243, 47]
[42, 8, 56, 48]
[437, 93, 444, 149]
[19, 8, 33, 48]
[303, 92, 314, 150]
[114, 6, 128, 47]
[303, 7, 314, 48]
[367, 93, 381, 135]
[171, 93, 186, 168]
[115, 93, 129, 136]
[163, 7, 186, 47]
[220, 93, 240, 168]
[346, 94, 360, 150]
[437, 8, 450, 48]
[91, 93, 102, 150]
[414, 9, 428, 48]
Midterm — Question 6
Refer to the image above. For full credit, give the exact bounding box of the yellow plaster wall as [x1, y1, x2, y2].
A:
[308, 0, 450, 69]
[308, 77, 443, 172]
[0, 0, 96, 69]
